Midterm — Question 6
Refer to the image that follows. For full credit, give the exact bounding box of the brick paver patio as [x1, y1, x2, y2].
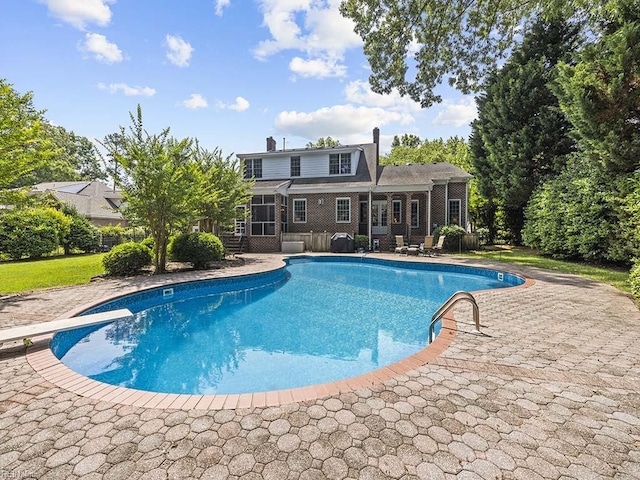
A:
[0, 253, 638, 479]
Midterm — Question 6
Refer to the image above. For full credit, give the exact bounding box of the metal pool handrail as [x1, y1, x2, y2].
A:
[428, 291, 479, 343]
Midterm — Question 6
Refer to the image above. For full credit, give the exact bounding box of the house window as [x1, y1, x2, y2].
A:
[244, 158, 262, 179]
[329, 153, 351, 175]
[411, 199, 419, 228]
[336, 198, 351, 223]
[250, 195, 275, 236]
[392, 199, 402, 224]
[290, 156, 300, 177]
[293, 199, 307, 223]
[448, 199, 461, 226]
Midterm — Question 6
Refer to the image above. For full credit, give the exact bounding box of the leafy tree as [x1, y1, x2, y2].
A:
[0, 80, 56, 202]
[102, 106, 200, 273]
[306, 137, 341, 148]
[381, 136, 471, 167]
[193, 146, 253, 235]
[14, 125, 105, 187]
[471, 18, 580, 243]
[339, 0, 616, 107]
[101, 132, 126, 192]
[554, 1, 640, 175]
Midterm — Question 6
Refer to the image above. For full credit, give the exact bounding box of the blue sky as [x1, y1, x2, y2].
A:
[1, 0, 477, 157]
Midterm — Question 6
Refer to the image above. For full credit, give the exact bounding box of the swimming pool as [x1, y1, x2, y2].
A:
[52, 257, 524, 395]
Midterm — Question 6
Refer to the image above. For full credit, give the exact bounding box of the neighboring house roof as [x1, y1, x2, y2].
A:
[30, 181, 125, 222]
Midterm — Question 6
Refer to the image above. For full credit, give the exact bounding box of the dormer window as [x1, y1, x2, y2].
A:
[329, 153, 351, 175]
[290, 156, 300, 177]
[244, 158, 262, 179]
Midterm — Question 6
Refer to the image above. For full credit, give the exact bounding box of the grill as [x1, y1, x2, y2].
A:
[330, 233, 355, 253]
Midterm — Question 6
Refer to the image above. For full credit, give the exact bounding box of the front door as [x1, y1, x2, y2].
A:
[371, 200, 387, 235]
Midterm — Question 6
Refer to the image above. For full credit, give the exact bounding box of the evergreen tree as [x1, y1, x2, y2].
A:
[554, 1, 640, 175]
[471, 18, 580, 243]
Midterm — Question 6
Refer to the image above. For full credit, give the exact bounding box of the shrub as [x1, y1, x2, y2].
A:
[475, 227, 491, 246]
[42, 207, 71, 248]
[630, 259, 640, 303]
[0, 208, 60, 259]
[140, 237, 155, 252]
[354, 235, 369, 250]
[169, 232, 224, 269]
[436, 225, 467, 251]
[65, 216, 100, 253]
[102, 242, 151, 276]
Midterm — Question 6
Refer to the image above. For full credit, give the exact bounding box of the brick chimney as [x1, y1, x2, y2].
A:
[266, 136, 276, 152]
[373, 127, 380, 165]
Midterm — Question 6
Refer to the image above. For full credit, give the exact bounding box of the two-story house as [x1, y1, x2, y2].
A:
[236, 128, 472, 253]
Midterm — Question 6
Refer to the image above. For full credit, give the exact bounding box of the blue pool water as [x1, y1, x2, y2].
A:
[52, 257, 524, 395]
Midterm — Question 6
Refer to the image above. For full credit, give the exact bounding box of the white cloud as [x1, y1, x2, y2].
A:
[165, 35, 194, 67]
[80, 33, 123, 63]
[275, 104, 413, 141]
[344, 80, 421, 112]
[289, 57, 346, 79]
[253, 0, 361, 79]
[432, 98, 477, 127]
[39, 0, 113, 30]
[98, 83, 156, 96]
[182, 94, 209, 109]
[217, 96, 250, 112]
[215, 0, 230, 16]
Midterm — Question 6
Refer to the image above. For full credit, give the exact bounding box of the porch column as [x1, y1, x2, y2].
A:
[444, 181, 449, 225]
[465, 182, 469, 231]
[405, 193, 412, 242]
[427, 190, 432, 236]
[368, 188, 372, 249]
[386, 194, 393, 246]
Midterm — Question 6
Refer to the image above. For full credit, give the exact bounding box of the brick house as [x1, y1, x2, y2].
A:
[236, 128, 472, 253]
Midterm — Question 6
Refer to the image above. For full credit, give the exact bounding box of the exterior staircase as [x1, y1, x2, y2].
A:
[221, 235, 245, 257]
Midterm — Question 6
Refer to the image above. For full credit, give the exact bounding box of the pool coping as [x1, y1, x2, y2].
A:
[25, 257, 535, 410]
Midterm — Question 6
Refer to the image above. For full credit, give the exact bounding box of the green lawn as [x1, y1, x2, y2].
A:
[0, 254, 105, 294]
[456, 246, 631, 293]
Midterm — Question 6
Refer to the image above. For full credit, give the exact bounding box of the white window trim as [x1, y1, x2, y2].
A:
[293, 198, 307, 223]
[336, 197, 351, 223]
[392, 199, 402, 224]
[411, 199, 419, 228]
[448, 199, 461, 225]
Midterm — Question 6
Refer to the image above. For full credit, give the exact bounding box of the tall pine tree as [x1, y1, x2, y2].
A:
[471, 18, 580, 243]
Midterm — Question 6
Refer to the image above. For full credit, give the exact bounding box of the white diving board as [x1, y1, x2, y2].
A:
[0, 308, 133, 344]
